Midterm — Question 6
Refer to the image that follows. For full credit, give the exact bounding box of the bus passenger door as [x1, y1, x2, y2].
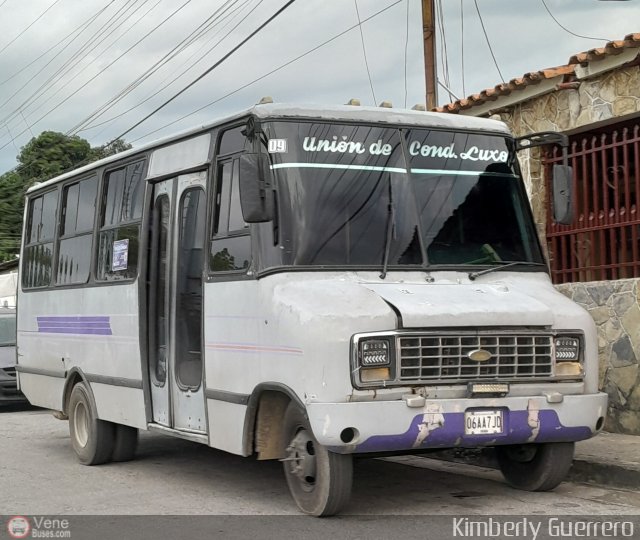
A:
[148, 179, 172, 426]
[148, 172, 207, 434]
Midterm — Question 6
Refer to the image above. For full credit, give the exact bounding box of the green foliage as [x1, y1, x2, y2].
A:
[17, 131, 92, 182]
[0, 170, 27, 262]
[0, 132, 131, 262]
[90, 138, 133, 162]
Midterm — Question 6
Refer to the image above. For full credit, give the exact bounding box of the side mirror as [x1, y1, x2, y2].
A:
[552, 164, 573, 225]
[238, 153, 274, 223]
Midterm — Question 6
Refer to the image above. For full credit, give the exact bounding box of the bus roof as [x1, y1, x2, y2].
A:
[27, 103, 511, 194]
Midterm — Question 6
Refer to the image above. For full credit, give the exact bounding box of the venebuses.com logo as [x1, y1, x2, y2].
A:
[5, 516, 71, 539]
[6, 516, 30, 539]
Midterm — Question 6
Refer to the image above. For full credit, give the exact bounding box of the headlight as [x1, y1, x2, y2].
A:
[354, 336, 395, 387]
[555, 336, 580, 361]
[360, 339, 391, 366]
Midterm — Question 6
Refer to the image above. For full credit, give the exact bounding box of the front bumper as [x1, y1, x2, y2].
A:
[0, 368, 26, 403]
[306, 392, 608, 454]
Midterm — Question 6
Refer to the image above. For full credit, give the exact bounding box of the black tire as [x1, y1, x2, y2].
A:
[282, 402, 353, 517]
[496, 442, 575, 491]
[68, 382, 115, 465]
[112, 424, 138, 462]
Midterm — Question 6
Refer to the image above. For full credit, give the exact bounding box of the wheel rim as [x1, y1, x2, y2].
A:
[505, 444, 537, 462]
[285, 428, 317, 493]
[73, 400, 89, 448]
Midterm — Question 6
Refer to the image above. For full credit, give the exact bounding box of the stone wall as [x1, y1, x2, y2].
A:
[491, 64, 640, 228]
[486, 64, 640, 434]
[556, 279, 640, 434]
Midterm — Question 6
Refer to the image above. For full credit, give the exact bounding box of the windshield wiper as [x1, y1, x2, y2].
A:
[468, 261, 547, 281]
[380, 180, 396, 279]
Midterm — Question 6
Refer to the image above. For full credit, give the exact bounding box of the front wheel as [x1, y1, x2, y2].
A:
[496, 442, 575, 491]
[282, 403, 353, 516]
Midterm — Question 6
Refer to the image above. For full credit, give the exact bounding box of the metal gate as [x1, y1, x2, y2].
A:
[544, 120, 640, 284]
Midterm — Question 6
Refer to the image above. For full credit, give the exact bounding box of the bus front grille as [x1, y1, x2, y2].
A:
[397, 333, 553, 384]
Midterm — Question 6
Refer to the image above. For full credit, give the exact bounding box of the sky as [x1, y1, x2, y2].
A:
[0, 0, 638, 174]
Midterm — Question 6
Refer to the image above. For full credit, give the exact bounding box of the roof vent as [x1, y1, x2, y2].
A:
[411, 104, 426, 111]
[258, 96, 273, 104]
[345, 98, 361, 106]
[378, 100, 393, 108]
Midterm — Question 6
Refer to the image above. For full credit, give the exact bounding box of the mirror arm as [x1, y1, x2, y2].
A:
[515, 131, 569, 169]
[515, 131, 568, 152]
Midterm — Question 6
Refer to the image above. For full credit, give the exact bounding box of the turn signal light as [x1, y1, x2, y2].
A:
[555, 362, 582, 378]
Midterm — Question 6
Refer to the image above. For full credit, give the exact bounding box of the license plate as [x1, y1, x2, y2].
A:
[464, 409, 504, 435]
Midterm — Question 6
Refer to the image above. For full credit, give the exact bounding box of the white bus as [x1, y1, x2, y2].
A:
[17, 103, 607, 516]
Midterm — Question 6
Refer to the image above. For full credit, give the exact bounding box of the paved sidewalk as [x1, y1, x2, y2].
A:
[571, 431, 640, 490]
[425, 431, 640, 491]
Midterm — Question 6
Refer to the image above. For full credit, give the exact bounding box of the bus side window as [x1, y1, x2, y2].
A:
[22, 190, 58, 289]
[96, 160, 146, 281]
[210, 159, 250, 273]
[56, 176, 97, 285]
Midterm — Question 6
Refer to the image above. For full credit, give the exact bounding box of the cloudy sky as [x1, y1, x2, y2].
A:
[0, 0, 638, 174]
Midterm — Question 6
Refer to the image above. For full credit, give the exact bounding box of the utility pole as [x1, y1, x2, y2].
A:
[422, 0, 437, 110]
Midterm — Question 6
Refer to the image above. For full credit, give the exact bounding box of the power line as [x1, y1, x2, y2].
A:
[403, 0, 409, 108]
[0, 0, 192, 152]
[70, 0, 250, 135]
[0, 0, 142, 143]
[14, 0, 164, 127]
[473, 0, 504, 83]
[0, 1, 115, 89]
[460, 0, 465, 97]
[110, 0, 298, 143]
[128, 0, 403, 144]
[0, 0, 142, 125]
[0, 0, 65, 57]
[436, 0, 453, 101]
[354, 0, 377, 105]
[540, 0, 608, 42]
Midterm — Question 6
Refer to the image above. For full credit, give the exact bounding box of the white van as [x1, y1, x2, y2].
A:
[0, 307, 22, 403]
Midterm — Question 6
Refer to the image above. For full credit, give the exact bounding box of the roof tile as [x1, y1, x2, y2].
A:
[436, 33, 640, 114]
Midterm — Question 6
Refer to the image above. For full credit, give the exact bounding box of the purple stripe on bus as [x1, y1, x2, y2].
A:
[352, 409, 592, 453]
[39, 328, 112, 336]
[37, 316, 110, 323]
[38, 322, 111, 327]
[36, 316, 112, 336]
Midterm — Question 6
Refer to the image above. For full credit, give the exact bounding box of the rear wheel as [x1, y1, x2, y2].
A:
[282, 402, 353, 516]
[496, 442, 575, 491]
[68, 382, 115, 465]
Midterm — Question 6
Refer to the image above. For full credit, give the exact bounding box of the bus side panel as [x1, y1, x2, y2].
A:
[203, 280, 308, 455]
[17, 373, 65, 411]
[90, 383, 147, 428]
[17, 284, 144, 427]
[206, 401, 248, 455]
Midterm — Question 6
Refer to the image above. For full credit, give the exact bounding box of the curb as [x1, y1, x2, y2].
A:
[569, 458, 640, 491]
[428, 448, 640, 491]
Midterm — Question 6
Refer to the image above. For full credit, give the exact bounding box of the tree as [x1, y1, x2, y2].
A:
[90, 138, 132, 161]
[0, 170, 26, 262]
[0, 131, 131, 262]
[17, 131, 92, 182]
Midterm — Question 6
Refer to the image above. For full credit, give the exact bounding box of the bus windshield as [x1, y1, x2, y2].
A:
[264, 121, 545, 269]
